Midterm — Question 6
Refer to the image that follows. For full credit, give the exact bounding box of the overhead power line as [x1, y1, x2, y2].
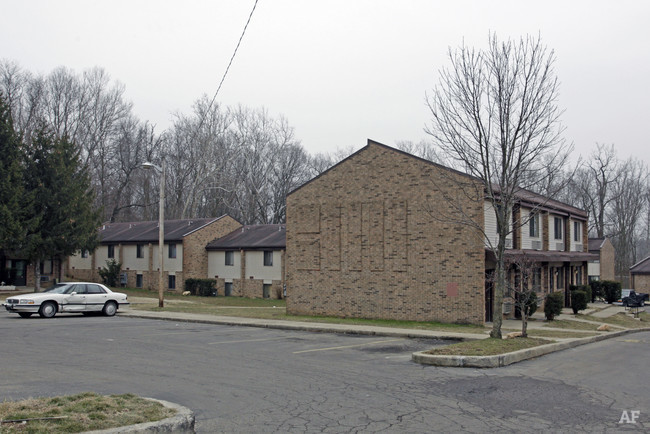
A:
[197, 0, 260, 133]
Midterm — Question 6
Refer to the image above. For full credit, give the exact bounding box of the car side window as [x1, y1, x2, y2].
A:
[72, 285, 87, 294]
[87, 284, 105, 294]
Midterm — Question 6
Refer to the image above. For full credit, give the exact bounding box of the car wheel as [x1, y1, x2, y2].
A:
[18, 312, 32, 318]
[39, 301, 57, 318]
[102, 301, 117, 317]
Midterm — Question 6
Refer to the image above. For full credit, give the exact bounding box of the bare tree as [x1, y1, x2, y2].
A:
[503, 253, 541, 337]
[425, 34, 572, 338]
[608, 157, 648, 285]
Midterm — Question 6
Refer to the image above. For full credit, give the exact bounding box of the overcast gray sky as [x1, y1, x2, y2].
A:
[2, 0, 648, 161]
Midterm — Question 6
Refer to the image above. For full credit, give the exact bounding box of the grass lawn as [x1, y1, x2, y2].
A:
[425, 337, 553, 356]
[0, 392, 174, 433]
[540, 319, 605, 331]
[122, 288, 486, 333]
[577, 312, 650, 329]
[505, 329, 600, 339]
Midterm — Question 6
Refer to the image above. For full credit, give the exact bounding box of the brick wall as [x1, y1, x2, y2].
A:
[632, 274, 650, 291]
[182, 216, 242, 289]
[286, 141, 486, 325]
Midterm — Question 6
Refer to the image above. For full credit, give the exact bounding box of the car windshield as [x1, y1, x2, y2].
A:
[44, 284, 77, 294]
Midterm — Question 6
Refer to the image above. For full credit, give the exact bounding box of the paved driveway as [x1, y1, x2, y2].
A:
[1, 314, 648, 432]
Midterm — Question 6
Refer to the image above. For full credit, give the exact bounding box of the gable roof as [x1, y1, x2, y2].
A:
[99, 216, 229, 243]
[206, 224, 286, 250]
[288, 139, 587, 219]
[630, 256, 650, 274]
[588, 237, 606, 252]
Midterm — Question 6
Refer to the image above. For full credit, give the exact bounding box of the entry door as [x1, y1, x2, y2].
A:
[485, 270, 494, 322]
[10, 260, 27, 286]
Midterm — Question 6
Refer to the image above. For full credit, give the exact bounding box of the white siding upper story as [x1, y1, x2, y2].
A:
[68, 250, 92, 270]
[208, 250, 242, 281]
[484, 201, 513, 249]
[207, 249, 282, 284]
[151, 243, 183, 273]
[122, 244, 149, 272]
[548, 214, 565, 251]
[588, 260, 600, 277]
[246, 250, 282, 283]
[70, 242, 182, 273]
[569, 219, 584, 252]
[519, 206, 543, 250]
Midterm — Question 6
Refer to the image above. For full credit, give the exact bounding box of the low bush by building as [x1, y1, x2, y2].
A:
[185, 278, 217, 296]
[544, 291, 564, 321]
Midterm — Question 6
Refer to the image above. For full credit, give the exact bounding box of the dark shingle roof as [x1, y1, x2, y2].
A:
[206, 224, 286, 250]
[588, 238, 606, 252]
[630, 256, 650, 274]
[99, 216, 228, 243]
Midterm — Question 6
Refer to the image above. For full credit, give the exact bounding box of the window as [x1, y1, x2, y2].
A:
[554, 217, 563, 240]
[573, 221, 582, 242]
[87, 284, 105, 294]
[529, 213, 539, 238]
[533, 268, 542, 292]
[81, 250, 89, 258]
[168, 275, 176, 289]
[108, 245, 115, 258]
[263, 251, 273, 266]
[225, 251, 234, 266]
[136, 274, 143, 288]
[40, 260, 53, 275]
[168, 243, 177, 259]
[136, 244, 144, 258]
[557, 267, 564, 289]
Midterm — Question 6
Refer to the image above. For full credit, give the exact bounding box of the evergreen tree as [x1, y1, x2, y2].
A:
[25, 126, 101, 289]
[0, 93, 28, 251]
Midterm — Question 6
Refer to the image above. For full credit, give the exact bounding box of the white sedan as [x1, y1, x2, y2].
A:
[3, 282, 129, 318]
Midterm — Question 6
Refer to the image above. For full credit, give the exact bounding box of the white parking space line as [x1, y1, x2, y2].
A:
[293, 338, 404, 354]
[208, 337, 288, 345]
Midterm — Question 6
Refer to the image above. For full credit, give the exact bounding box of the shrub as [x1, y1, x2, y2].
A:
[98, 259, 121, 287]
[589, 280, 603, 302]
[185, 278, 217, 296]
[544, 291, 564, 321]
[570, 289, 589, 314]
[570, 284, 592, 305]
[601, 280, 621, 304]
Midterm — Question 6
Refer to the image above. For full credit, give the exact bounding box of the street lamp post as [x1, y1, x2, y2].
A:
[141, 160, 165, 308]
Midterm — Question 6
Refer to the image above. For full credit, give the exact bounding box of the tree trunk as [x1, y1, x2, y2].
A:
[33, 260, 41, 292]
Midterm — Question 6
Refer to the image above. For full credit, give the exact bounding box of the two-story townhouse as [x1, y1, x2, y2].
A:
[206, 224, 286, 299]
[67, 216, 241, 292]
[286, 140, 595, 325]
[485, 190, 596, 319]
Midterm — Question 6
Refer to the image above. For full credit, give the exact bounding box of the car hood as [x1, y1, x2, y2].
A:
[5, 293, 66, 302]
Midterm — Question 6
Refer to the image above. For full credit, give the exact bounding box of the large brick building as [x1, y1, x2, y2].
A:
[286, 140, 594, 325]
[67, 215, 241, 292]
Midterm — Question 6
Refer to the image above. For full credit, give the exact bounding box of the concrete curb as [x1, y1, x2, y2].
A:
[119, 311, 486, 341]
[412, 327, 650, 368]
[83, 398, 195, 433]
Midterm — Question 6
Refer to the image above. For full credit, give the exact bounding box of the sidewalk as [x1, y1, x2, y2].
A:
[119, 301, 644, 342]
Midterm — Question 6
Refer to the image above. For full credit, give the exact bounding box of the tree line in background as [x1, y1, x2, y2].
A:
[0, 60, 327, 226]
[2, 57, 649, 288]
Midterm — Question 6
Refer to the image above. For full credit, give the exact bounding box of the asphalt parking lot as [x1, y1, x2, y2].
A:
[1, 313, 648, 432]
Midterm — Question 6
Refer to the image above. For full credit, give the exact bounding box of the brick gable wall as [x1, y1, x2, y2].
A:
[182, 216, 242, 286]
[286, 143, 486, 324]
